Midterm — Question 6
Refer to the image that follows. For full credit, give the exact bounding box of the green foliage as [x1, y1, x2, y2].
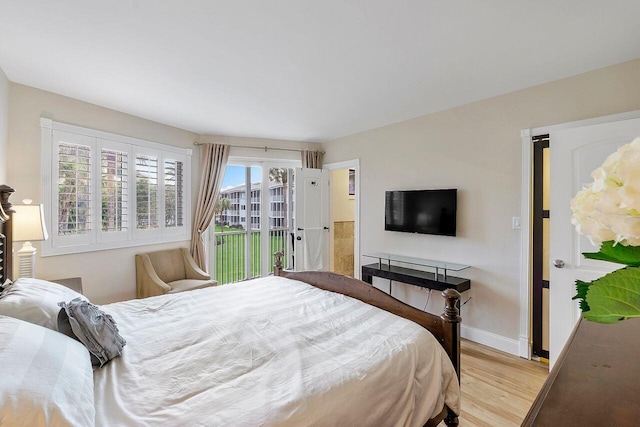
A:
[214, 228, 285, 285]
[572, 279, 592, 312]
[574, 241, 640, 324]
[575, 267, 640, 324]
[582, 241, 640, 266]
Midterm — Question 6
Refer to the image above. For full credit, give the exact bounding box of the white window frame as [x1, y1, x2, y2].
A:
[41, 118, 191, 256]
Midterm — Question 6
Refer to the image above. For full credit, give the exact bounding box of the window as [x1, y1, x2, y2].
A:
[41, 119, 191, 256]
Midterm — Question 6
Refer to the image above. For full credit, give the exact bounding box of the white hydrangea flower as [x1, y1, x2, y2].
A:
[570, 137, 640, 247]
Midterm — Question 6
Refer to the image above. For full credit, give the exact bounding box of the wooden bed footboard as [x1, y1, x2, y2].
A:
[273, 252, 461, 380]
[273, 252, 461, 427]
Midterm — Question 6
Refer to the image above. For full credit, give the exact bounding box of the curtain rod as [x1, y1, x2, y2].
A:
[193, 141, 324, 154]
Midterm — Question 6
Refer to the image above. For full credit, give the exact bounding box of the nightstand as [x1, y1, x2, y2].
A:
[51, 277, 83, 295]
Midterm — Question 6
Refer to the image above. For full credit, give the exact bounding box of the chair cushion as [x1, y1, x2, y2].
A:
[147, 249, 186, 283]
[167, 279, 217, 294]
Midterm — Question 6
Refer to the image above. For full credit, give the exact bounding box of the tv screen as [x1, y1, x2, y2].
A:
[385, 189, 457, 236]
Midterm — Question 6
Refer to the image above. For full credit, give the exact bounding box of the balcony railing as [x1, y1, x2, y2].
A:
[213, 227, 291, 285]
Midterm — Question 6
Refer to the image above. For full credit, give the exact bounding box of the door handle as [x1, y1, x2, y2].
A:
[296, 236, 302, 241]
[553, 259, 565, 269]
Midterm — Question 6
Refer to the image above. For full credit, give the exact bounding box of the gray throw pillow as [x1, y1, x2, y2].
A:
[57, 298, 126, 367]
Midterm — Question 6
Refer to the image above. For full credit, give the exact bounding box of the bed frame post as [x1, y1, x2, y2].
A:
[441, 289, 461, 427]
[274, 251, 284, 276]
[0, 185, 15, 283]
[441, 289, 462, 380]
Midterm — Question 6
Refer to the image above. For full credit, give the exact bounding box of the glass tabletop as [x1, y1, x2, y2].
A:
[363, 252, 470, 271]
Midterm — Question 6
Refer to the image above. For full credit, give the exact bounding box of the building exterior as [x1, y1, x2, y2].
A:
[218, 181, 288, 230]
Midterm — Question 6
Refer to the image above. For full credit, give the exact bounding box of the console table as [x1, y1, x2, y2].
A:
[51, 277, 83, 294]
[522, 317, 640, 426]
[361, 253, 471, 294]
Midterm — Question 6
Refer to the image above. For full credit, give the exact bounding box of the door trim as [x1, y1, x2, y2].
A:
[531, 136, 549, 359]
[325, 159, 361, 279]
[519, 109, 640, 360]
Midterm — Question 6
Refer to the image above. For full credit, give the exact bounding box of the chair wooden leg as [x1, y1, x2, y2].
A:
[444, 408, 459, 427]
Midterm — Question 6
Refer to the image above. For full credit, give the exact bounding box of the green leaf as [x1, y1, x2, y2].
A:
[583, 241, 640, 267]
[572, 279, 592, 312]
[579, 266, 640, 324]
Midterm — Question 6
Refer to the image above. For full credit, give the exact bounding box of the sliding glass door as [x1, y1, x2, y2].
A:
[211, 163, 294, 285]
[267, 167, 294, 274]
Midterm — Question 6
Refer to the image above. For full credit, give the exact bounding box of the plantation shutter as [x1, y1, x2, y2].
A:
[43, 119, 192, 256]
[164, 159, 184, 228]
[58, 142, 92, 236]
[101, 148, 129, 232]
[135, 154, 159, 230]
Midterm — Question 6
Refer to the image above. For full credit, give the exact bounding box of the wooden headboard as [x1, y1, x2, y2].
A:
[0, 185, 15, 283]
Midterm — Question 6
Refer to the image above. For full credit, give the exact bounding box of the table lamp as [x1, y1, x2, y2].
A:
[13, 199, 49, 278]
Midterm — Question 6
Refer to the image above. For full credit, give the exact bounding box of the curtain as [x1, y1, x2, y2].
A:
[190, 143, 230, 270]
[302, 150, 324, 169]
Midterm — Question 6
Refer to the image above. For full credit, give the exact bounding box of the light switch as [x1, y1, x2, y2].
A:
[512, 216, 521, 230]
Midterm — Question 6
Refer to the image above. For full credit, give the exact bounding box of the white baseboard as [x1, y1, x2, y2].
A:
[519, 336, 530, 359]
[461, 325, 521, 357]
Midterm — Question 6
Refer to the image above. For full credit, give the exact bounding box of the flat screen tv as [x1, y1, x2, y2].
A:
[385, 189, 457, 236]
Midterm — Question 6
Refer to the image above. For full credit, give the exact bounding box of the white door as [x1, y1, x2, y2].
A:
[294, 168, 330, 271]
[549, 117, 640, 367]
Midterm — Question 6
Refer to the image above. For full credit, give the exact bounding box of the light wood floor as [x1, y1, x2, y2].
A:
[439, 339, 549, 427]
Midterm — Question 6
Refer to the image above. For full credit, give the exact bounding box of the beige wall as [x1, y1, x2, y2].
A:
[6, 84, 320, 304]
[322, 58, 640, 349]
[331, 168, 355, 221]
[6, 56, 640, 348]
[7, 83, 200, 304]
[0, 68, 8, 182]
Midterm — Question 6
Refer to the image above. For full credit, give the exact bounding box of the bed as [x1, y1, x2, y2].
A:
[0, 185, 461, 427]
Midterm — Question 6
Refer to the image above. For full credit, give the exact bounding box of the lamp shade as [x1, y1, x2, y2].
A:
[13, 204, 49, 242]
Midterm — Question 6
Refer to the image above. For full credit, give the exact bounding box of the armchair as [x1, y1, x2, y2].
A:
[135, 248, 217, 298]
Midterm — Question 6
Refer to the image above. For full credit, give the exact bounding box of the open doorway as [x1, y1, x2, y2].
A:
[329, 168, 355, 276]
[326, 160, 360, 278]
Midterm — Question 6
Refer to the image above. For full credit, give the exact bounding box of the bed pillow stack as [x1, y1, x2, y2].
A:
[0, 315, 96, 426]
[0, 278, 126, 367]
[0, 277, 88, 328]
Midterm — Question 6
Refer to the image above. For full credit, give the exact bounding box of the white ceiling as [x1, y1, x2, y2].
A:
[2, 1, 640, 142]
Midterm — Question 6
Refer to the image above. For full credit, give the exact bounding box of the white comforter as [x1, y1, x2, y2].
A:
[94, 276, 460, 426]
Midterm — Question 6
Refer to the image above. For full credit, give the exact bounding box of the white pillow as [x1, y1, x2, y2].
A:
[0, 315, 95, 426]
[0, 278, 87, 329]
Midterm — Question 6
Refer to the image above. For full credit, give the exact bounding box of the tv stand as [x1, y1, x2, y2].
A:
[361, 253, 471, 294]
